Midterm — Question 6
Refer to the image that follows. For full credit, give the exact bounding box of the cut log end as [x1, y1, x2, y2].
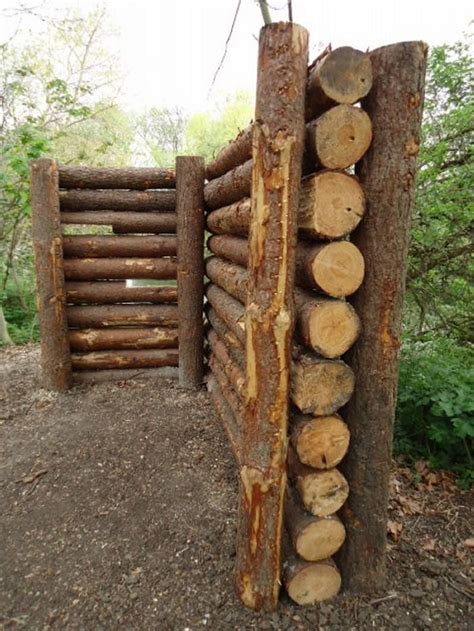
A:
[284, 557, 342, 605]
[291, 415, 350, 469]
[295, 517, 346, 562]
[296, 468, 349, 517]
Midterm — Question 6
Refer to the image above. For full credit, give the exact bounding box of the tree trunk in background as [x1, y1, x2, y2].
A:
[0, 305, 13, 345]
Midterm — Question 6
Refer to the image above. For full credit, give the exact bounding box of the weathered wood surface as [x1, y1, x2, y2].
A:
[62, 235, 177, 258]
[176, 156, 205, 388]
[60, 189, 176, 211]
[65, 282, 177, 305]
[31, 159, 72, 391]
[60, 211, 177, 233]
[207, 373, 241, 464]
[68, 327, 179, 351]
[306, 46, 372, 119]
[72, 366, 179, 384]
[67, 304, 178, 328]
[206, 126, 253, 181]
[305, 104, 372, 170]
[205, 284, 246, 344]
[290, 414, 350, 469]
[206, 198, 251, 237]
[63, 257, 177, 281]
[59, 166, 176, 189]
[296, 241, 365, 298]
[236, 23, 308, 612]
[339, 41, 428, 594]
[204, 159, 253, 210]
[71, 348, 179, 370]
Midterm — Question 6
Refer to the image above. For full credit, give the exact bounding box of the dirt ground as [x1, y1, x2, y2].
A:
[0, 345, 472, 630]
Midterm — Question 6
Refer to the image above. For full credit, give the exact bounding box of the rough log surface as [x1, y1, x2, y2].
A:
[207, 328, 245, 394]
[62, 235, 177, 258]
[72, 366, 178, 384]
[236, 23, 308, 612]
[60, 189, 176, 211]
[208, 354, 243, 424]
[68, 327, 179, 351]
[65, 282, 177, 305]
[31, 159, 72, 390]
[63, 258, 177, 281]
[206, 198, 252, 237]
[71, 348, 179, 370]
[204, 159, 253, 210]
[306, 46, 373, 120]
[207, 234, 248, 267]
[60, 211, 177, 233]
[207, 373, 241, 464]
[206, 308, 245, 370]
[67, 304, 178, 329]
[176, 156, 205, 388]
[291, 414, 350, 469]
[339, 41, 428, 593]
[59, 166, 176, 189]
[206, 126, 253, 181]
[205, 257, 247, 304]
[205, 284, 246, 345]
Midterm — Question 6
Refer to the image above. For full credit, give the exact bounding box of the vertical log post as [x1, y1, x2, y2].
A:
[339, 42, 428, 592]
[31, 159, 72, 390]
[235, 23, 309, 611]
[176, 156, 205, 388]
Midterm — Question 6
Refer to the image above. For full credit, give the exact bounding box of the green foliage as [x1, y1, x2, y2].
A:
[395, 338, 474, 488]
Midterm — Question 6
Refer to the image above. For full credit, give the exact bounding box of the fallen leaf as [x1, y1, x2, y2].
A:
[387, 519, 403, 542]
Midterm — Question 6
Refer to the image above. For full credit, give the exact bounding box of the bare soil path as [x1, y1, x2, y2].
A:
[0, 345, 472, 629]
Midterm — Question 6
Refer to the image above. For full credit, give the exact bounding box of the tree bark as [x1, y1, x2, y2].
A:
[68, 327, 178, 351]
[305, 104, 372, 170]
[60, 211, 177, 233]
[296, 241, 365, 297]
[72, 366, 178, 384]
[59, 166, 176, 189]
[206, 198, 252, 237]
[207, 234, 248, 267]
[176, 156, 205, 388]
[235, 23, 308, 612]
[60, 189, 176, 211]
[204, 159, 253, 210]
[67, 304, 178, 328]
[62, 235, 177, 258]
[31, 159, 72, 390]
[338, 41, 428, 593]
[205, 256, 248, 303]
[208, 354, 243, 424]
[206, 126, 253, 181]
[207, 328, 245, 394]
[63, 258, 177, 281]
[206, 307, 245, 369]
[0, 305, 13, 345]
[71, 348, 178, 370]
[65, 282, 177, 305]
[207, 373, 241, 464]
[290, 413, 350, 469]
[306, 47, 372, 120]
[205, 284, 246, 344]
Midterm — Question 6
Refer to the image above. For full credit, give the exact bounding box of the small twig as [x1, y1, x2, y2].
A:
[446, 579, 474, 601]
[287, 0, 293, 22]
[367, 592, 399, 606]
[208, 0, 242, 96]
[16, 469, 48, 484]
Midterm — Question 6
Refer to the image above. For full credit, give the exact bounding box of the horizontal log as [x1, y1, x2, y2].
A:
[68, 327, 179, 351]
[205, 284, 246, 344]
[283, 548, 341, 605]
[306, 46, 373, 120]
[207, 328, 245, 394]
[206, 198, 251, 236]
[204, 159, 252, 210]
[291, 414, 350, 470]
[62, 235, 177, 258]
[296, 241, 365, 298]
[207, 235, 248, 267]
[206, 307, 245, 370]
[288, 446, 349, 517]
[306, 104, 372, 169]
[205, 256, 247, 303]
[63, 258, 177, 281]
[65, 282, 177, 305]
[71, 348, 179, 371]
[59, 166, 176, 190]
[67, 304, 179, 328]
[72, 366, 178, 384]
[209, 355, 243, 424]
[291, 348, 355, 415]
[285, 486, 346, 561]
[60, 211, 177, 233]
[60, 189, 176, 211]
[207, 373, 241, 464]
[206, 126, 253, 181]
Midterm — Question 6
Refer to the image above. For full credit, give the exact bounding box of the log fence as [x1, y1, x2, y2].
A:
[31, 22, 426, 614]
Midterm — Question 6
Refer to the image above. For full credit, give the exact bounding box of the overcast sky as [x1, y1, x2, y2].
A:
[1, 0, 472, 113]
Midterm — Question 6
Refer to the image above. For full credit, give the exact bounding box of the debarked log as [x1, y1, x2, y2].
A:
[60, 211, 177, 233]
[60, 189, 176, 211]
[206, 126, 253, 181]
[71, 348, 179, 370]
[68, 327, 179, 351]
[305, 104, 372, 170]
[65, 282, 177, 305]
[204, 159, 252, 210]
[290, 413, 350, 469]
[63, 257, 177, 281]
[59, 166, 176, 190]
[62, 235, 177, 258]
[67, 304, 178, 328]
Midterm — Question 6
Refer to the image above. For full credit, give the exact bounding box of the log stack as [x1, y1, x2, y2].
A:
[58, 166, 180, 384]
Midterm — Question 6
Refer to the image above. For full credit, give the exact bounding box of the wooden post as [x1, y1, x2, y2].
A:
[235, 23, 308, 611]
[338, 42, 428, 592]
[176, 156, 205, 388]
[31, 159, 72, 390]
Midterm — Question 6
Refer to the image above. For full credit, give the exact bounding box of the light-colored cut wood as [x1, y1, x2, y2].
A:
[291, 414, 350, 469]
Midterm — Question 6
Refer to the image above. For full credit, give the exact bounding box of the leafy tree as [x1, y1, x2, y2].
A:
[135, 106, 187, 167]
